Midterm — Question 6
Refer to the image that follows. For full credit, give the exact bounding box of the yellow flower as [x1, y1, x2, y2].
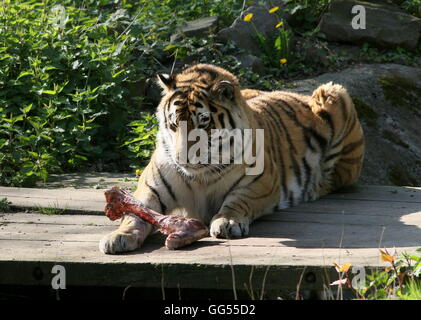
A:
[334, 263, 352, 273]
[269, 7, 280, 14]
[243, 13, 253, 22]
[280, 58, 287, 64]
[380, 249, 395, 263]
[135, 169, 142, 176]
[275, 21, 284, 28]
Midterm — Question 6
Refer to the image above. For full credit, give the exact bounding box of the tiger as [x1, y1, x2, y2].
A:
[99, 63, 364, 254]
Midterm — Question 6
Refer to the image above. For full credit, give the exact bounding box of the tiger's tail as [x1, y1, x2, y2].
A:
[310, 82, 365, 189]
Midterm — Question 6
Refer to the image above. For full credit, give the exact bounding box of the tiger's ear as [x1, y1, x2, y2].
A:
[156, 73, 175, 92]
[215, 80, 235, 101]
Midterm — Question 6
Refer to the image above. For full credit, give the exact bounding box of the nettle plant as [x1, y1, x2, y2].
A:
[0, 1, 151, 186]
[123, 112, 158, 167]
[0, 0, 250, 187]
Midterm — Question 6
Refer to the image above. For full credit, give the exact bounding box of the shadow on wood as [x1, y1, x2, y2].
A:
[250, 185, 421, 249]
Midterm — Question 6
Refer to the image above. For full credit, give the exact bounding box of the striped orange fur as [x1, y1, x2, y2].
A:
[99, 64, 364, 254]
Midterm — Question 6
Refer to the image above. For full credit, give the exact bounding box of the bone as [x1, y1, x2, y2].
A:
[104, 186, 209, 249]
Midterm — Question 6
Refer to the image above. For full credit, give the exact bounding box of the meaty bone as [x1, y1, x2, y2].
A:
[104, 186, 209, 249]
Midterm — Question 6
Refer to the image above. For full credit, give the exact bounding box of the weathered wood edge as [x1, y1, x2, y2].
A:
[0, 259, 369, 291]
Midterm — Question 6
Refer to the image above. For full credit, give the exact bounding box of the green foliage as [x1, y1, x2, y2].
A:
[0, 1, 136, 185]
[260, 25, 291, 68]
[360, 43, 420, 66]
[333, 249, 421, 300]
[0, 0, 245, 187]
[38, 203, 66, 215]
[243, 9, 291, 69]
[398, 279, 421, 300]
[123, 112, 159, 168]
[358, 249, 421, 300]
[0, 198, 11, 212]
[391, 0, 421, 17]
[283, 0, 330, 32]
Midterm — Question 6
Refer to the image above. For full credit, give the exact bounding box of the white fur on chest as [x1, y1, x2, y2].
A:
[156, 149, 242, 222]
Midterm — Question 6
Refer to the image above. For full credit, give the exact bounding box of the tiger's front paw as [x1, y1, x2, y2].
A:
[99, 230, 143, 254]
[210, 215, 249, 238]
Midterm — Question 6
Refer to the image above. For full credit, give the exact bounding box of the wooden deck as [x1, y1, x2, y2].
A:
[0, 185, 420, 293]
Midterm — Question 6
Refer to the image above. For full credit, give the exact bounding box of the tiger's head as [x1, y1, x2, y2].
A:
[155, 64, 250, 176]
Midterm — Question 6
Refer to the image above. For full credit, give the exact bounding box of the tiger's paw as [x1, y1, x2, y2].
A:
[99, 230, 143, 254]
[210, 215, 249, 239]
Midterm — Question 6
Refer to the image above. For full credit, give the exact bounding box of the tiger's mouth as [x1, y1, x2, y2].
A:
[178, 162, 205, 168]
[173, 161, 210, 179]
[173, 160, 208, 171]
[173, 156, 233, 178]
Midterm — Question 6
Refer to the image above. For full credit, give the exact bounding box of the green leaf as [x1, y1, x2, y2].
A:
[112, 70, 124, 78]
[21, 104, 33, 114]
[164, 44, 177, 51]
[17, 71, 34, 79]
[39, 89, 57, 95]
[74, 155, 88, 161]
[274, 37, 281, 50]
[40, 134, 54, 142]
[12, 115, 24, 123]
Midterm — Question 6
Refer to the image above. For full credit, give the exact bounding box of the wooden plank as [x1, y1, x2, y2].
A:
[1, 212, 419, 261]
[0, 257, 334, 291]
[0, 185, 419, 291]
[2, 235, 414, 268]
[1, 215, 420, 248]
[0, 238, 416, 290]
[0, 187, 104, 213]
[1, 186, 420, 215]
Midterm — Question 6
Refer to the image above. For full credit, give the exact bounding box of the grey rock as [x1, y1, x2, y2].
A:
[236, 54, 266, 75]
[318, 0, 421, 50]
[296, 36, 331, 66]
[217, 5, 285, 55]
[170, 16, 219, 42]
[288, 63, 421, 186]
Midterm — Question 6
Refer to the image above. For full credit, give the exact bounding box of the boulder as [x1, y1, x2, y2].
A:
[217, 5, 286, 55]
[287, 64, 421, 186]
[318, 0, 421, 50]
[170, 16, 219, 42]
[236, 54, 266, 75]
